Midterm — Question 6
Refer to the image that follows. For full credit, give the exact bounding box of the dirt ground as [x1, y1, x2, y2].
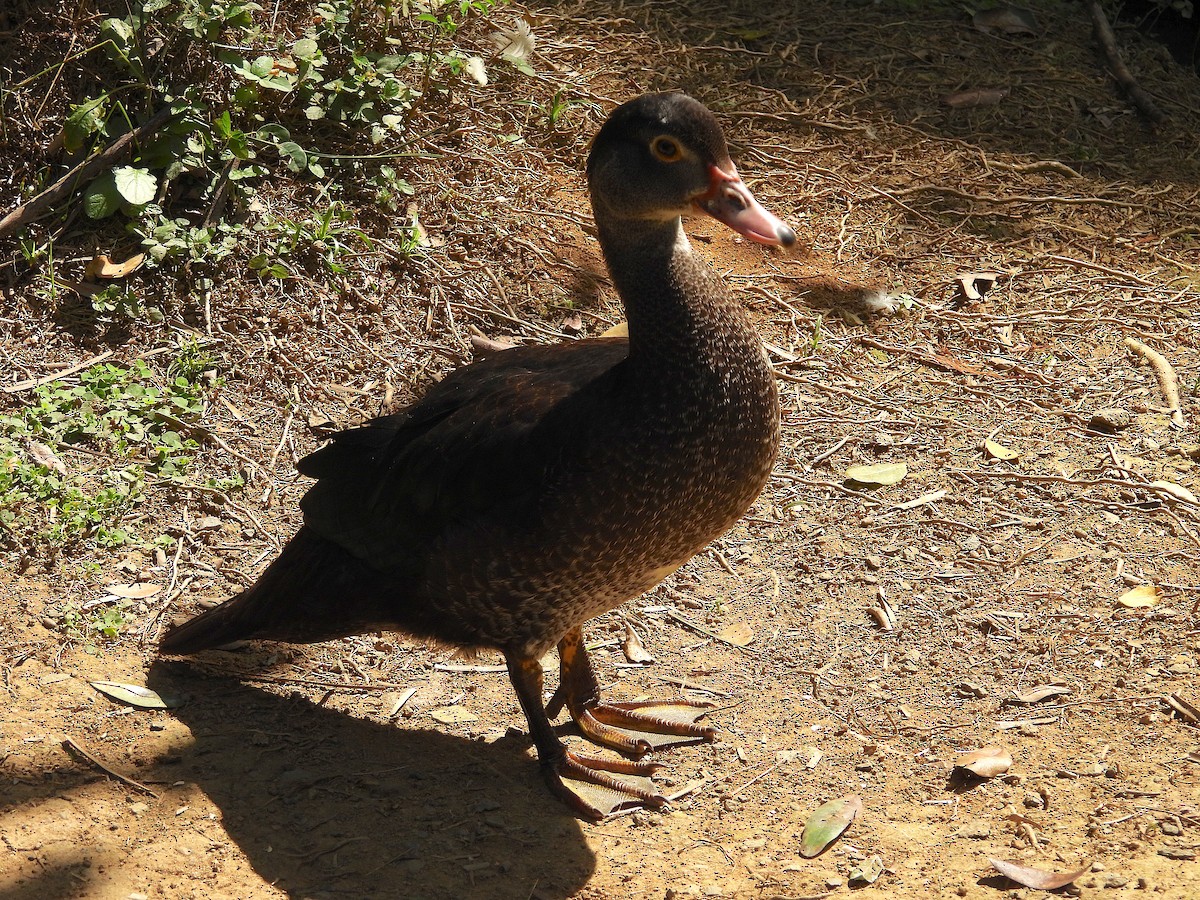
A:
[3, 1, 1200, 898]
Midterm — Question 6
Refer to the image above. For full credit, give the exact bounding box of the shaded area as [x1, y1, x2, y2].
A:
[0, 847, 117, 900]
[539, 0, 1200, 182]
[1122, 0, 1200, 72]
[142, 661, 595, 899]
[49, 660, 595, 900]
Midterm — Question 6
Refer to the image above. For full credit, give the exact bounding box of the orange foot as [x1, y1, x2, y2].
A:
[547, 627, 716, 756]
[545, 750, 665, 821]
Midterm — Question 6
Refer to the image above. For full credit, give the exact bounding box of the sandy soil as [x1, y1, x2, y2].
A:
[3, 1, 1200, 898]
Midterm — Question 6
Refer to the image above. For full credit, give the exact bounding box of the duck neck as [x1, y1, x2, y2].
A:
[597, 216, 764, 373]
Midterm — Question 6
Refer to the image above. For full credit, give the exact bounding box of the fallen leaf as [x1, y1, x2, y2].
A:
[944, 89, 1008, 109]
[849, 854, 885, 885]
[845, 462, 907, 486]
[955, 272, 999, 302]
[406, 203, 430, 247]
[799, 795, 862, 858]
[601, 321, 628, 338]
[91, 681, 184, 709]
[1012, 685, 1071, 704]
[717, 621, 754, 647]
[1117, 584, 1160, 609]
[431, 706, 478, 725]
[622, 621, 655, 664]
[26, 440, 67, 474]
[1150, 479, 1197, 504]
[931, 353, 991, 377]
[988, 858, 1089, 890]
[984, 439, 1020, 461]
[868, 596, 897, 631]
[469, 332, 518, 356]
[106, 582, 162, 600]
[973, 6, 1039, 35]
[83, 252, 145, 281]
[386, 686, 419, 718]
[1166, 693, 1200, 725]
[955, 745, 1012, 778]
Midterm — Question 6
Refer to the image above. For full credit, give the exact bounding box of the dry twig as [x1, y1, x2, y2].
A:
[0, 107, 175, 238]
[1124, 337, 1185, 429]
[1087, 0, 1167, 126]
[62, 737, 160, 798]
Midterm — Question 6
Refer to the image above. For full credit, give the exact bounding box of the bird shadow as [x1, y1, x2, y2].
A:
[143, 660, 596, 900]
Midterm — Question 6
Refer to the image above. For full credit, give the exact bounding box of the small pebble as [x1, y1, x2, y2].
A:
[955, 820, 992, 840]
[1088, 408, 1131, 432]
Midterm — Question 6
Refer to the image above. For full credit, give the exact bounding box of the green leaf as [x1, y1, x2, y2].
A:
[375, 54, 407, 73]
[83, 173, 122, 219]
[226, 131, 250, 159]
[504, 55, 535, 76]
[113, 167, 157, 205]
[256, 123, 291, 141]
[91, 680, 185, 709]
[100, 17, 134, 47]
[213, 110, 233, 140]
[293, 38, 319, 60]
[64, 98, 107, 153]
[249, 55, 274, 78]
[276, 141, 307, 171]
[799, 796, 862, 858]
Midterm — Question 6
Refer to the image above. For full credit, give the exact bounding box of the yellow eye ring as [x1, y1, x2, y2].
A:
[651, 137, 682, 161]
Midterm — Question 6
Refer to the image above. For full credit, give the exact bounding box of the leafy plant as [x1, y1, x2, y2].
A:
[25, 0, 512, 252]
[90, 284, 152, 321]
[0, 357, 212, 551]
[249, 200, 372, 276]
[53, 597, 133, 650]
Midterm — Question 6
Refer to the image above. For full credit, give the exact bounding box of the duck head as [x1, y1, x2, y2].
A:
[587, 92, 796, 248]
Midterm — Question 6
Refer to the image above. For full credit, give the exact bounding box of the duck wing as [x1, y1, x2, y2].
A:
[297, 337, 629, 569]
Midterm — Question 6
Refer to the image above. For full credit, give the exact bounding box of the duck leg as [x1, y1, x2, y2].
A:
[545, 626, 716, 757]
[505, 652, 666, 820]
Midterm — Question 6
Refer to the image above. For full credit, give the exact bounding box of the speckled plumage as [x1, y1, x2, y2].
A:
[161, 93, 794, 818]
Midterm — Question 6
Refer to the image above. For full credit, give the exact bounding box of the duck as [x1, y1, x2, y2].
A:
[160, 92, 796, 820]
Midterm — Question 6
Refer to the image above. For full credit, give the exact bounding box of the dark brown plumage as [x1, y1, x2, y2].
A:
[161, 92, 795, 819]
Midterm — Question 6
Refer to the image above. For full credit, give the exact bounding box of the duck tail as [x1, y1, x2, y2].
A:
[159, 527, 392, 654]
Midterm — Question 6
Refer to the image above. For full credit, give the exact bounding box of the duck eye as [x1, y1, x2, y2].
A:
[651, 137, 682, 161]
